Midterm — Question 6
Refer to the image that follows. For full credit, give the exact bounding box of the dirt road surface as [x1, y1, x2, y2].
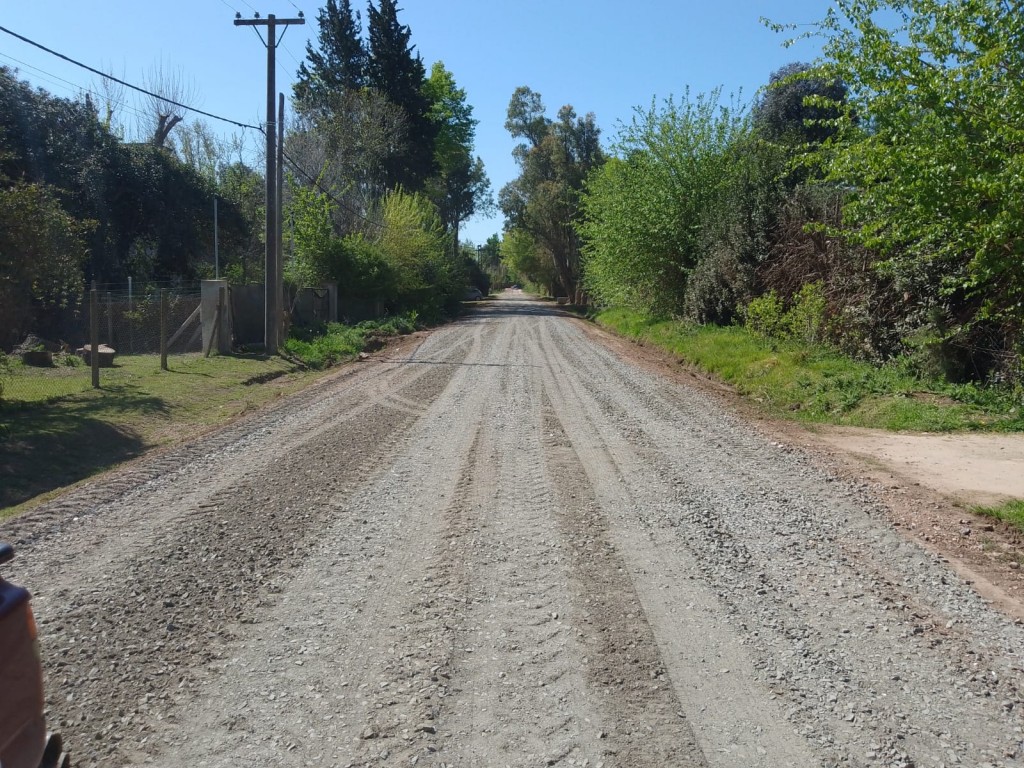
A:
[3, 294, 1022, 768]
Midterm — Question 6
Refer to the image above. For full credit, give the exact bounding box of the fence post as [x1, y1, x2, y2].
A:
[106, 291, 113, 346]
[90, 288, 100, 388]
[160, 289, 168, 371]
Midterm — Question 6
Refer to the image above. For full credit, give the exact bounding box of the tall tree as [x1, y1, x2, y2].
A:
[366, 0, 435, 191]
[294, 0, 366, 109]
[423, 62, 492, 254]
[752, 62, 847, 148]
[500, 87, 604, 296]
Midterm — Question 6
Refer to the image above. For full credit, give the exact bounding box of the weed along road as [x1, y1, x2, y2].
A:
[3, 293, 1023, 768]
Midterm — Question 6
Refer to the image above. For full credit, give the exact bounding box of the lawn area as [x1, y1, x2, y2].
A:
[0, 352, 327, 515]
[0, 315, 425, 516]
[595, 308, 1024, 433]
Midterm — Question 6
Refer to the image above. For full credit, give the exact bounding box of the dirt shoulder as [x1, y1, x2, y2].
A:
[576, 317, 1024, 619]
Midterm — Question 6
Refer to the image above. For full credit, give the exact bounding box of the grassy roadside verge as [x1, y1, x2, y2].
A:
[594, 308, 1024, 433]
[0, 315, 419, 517]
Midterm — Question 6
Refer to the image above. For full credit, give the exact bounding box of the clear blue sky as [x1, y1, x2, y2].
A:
[0, 1, 828, 245]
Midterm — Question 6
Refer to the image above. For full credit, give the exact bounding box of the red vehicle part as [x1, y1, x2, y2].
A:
[0, 543, 69, 768]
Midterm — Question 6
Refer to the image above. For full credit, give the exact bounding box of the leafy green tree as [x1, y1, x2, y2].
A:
[805, 0, 1024, 336]
[372, 189, 461, 318]
[294, 0, 367, 109]
[423, 62, 493, 252]
[500, 87, 604, 297]
[0, 181, 89, 347]
[286, 180, 336, 287]
[500, 228, 555, 294]
[579, 90, 745, 315]
[218, 159, 265, 283]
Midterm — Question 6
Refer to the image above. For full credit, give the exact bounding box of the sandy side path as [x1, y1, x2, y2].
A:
[813, 428, 1024, 506]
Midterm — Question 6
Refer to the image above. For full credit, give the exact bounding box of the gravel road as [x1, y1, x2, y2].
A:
[3, 293, 1022, 768]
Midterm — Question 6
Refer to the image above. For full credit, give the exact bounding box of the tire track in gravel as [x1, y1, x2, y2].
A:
[533, 318, 815, 767]
[539, 394, 709, 767]
[138, 315, 499, 767]
[434, 315, 611, 768]
[540, 315, 1024, 767]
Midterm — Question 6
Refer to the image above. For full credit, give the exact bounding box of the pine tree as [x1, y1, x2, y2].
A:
[366, 0, 436, 191]
[294, 0, 367, 109]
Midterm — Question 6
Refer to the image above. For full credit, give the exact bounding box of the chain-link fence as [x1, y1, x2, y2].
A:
[0, 285, 202, 404]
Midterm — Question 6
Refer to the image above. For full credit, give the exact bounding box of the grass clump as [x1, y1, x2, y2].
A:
[972, 500, 1024, 533]
[595, 308, 1024, 433]
[282, 313, 418, 370]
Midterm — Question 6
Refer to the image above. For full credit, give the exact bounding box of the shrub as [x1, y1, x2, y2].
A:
[746, 291, 786, 338]
[786, 281, 827, 344]
[683, 247, 754, 325]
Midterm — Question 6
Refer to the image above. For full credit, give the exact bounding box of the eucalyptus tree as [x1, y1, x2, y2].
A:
[500, 86, 604, 297]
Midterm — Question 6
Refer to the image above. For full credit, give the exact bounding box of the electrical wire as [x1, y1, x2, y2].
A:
[0, 23, 374, 230]
[0, 23, 261, 131]
[275, 139, 382, 230]
[0, 52, 164, 127]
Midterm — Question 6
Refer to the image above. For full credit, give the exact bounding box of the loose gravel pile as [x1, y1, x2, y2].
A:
[3, 295, 1021, 768]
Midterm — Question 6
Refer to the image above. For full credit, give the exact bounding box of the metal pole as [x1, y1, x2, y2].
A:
[214, 196, 220, 280]
[160, 289, 168, 371]
[90, 289, 100, 388]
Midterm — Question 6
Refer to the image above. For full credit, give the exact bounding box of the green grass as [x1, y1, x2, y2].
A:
[282, 314, 418, 369]
[0, 353, 322, 515]
[595, 308, 1024, 432]
[0, 315, 419, 516]
[972, 500, 1024, 533]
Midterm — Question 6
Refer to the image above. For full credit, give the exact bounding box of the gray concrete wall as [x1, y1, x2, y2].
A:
[201, 280, 232, 354]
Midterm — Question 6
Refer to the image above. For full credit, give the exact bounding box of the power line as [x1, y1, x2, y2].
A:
[0, 23, 261, 131]
[280, 41, 304, 70]
[277, 142, 382, 230]
[0, 52, 162, 126]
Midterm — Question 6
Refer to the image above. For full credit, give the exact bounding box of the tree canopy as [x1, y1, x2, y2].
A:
[500, 86, 604, 296]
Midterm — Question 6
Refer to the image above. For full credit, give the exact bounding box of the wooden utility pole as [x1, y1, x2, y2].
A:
[277, 92, 285, 341]
[233, 12, 304, 353]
